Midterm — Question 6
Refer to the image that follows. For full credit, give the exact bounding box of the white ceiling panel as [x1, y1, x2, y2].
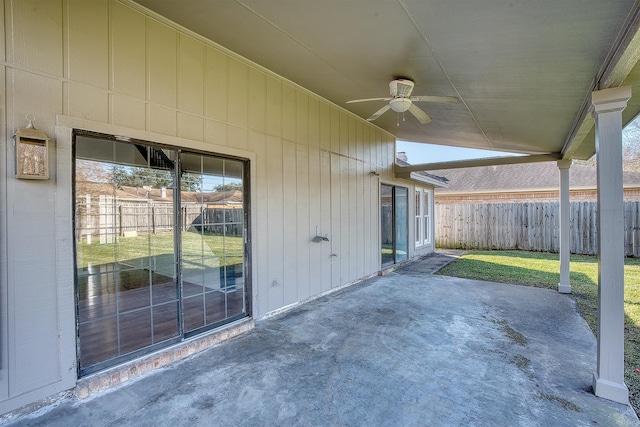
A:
[136, 0, 640, 159]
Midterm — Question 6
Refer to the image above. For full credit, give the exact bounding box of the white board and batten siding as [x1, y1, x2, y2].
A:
[0, 0, 403, 415]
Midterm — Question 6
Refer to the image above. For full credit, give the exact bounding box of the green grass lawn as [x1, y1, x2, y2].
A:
[436, 250, 640, 414]
[77, 230, 243, 270]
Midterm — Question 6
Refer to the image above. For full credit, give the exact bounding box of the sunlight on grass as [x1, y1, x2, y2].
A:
[77, 231, 243, 269]
[437, 250, 640, 414]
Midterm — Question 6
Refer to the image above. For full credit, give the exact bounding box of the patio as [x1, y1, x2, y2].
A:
[4, 263, 638, 426]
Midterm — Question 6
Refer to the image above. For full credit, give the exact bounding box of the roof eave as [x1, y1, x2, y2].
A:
[562, 2, 640, 160]
[396, 171, 449, 188]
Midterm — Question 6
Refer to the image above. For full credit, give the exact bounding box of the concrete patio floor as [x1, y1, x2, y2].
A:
[3, 263, 639, 426]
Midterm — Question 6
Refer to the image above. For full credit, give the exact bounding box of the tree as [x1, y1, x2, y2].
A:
[180, 172, 201, 192]
[75, 160, 112, 195]
[76, 160, 110, 183]
[214, 183, 243, 192]
[575, 116, 640, 172]
[108, 166, 206, 192]
[109, 166, 173, 189]
[622, 118, 640, 172]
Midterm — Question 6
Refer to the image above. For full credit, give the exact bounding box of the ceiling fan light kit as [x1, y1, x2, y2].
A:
[347, 78, 459, 125]
[389, 97, 412, 113]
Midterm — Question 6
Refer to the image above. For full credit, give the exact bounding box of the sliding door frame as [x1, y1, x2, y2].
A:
[72, 130, 251, 376]
[380, 183, 408, 269]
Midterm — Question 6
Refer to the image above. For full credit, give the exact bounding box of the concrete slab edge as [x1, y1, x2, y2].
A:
[379, 258, 415, 276]
[0, 390, 75, 426]
[0, 318, 255, 423]
[429, 256, 460, 274]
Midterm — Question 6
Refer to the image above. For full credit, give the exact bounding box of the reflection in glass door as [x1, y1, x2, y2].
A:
[75, 137, 180, 374]
[395, 187, 408, 262]
[381, 184, 394, 266]
[180, 153, 246, 336]
[380, 184, 408, 268]
[74, 133, 248, 375]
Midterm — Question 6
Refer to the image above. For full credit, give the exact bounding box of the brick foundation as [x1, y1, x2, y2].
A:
[75, 318, 254, 400]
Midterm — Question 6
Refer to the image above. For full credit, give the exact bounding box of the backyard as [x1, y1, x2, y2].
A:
[436, 250, 640, 414]
[77, 230, 244, 271]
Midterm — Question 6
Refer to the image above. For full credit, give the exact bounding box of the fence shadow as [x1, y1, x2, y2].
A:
[438, 257, 592, 290]
[438, 255, 639, 331]
[437, 251, 640, 408]
[452, 249, 640, 265]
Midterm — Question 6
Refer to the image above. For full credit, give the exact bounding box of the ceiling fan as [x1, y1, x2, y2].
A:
[346, 78, 459, 124]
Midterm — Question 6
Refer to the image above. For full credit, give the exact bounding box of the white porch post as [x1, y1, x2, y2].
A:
[590, 86, 631, 404]
[557, 159, 572, 294]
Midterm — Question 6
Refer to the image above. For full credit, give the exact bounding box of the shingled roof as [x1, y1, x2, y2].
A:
[428, 162, 640, 193]
[76, 181, 243, 204]
[395, 153, 448, 186]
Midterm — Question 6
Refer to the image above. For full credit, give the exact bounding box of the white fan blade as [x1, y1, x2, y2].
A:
[408, 104, 432, 124]
[367, 104, 391, 121]
[411, 95, 460, 104]
[347, 97, 392, 104]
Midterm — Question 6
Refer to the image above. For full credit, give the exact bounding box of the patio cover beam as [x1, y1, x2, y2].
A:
[394, 153, 561, 177]
[591, 85, 631, 405]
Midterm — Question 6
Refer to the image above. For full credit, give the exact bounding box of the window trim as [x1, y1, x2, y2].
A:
[415, 187, 432, 247]
[72, 129, 251, 376]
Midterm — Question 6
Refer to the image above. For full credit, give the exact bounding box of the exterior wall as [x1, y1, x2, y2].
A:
[0, 0, 412, 414]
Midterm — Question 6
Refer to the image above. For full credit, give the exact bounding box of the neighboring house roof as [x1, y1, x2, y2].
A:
[429, 162, 640, 194]
[186, 189, 243, 205]
[395, 153, 449, 188]
[76, 181, 243, 205]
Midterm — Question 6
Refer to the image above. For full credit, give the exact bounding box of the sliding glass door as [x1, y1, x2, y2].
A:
[395, 187, 408, 262]
[74, 132, 248, 375]
[180, 153, 246, 335]
[380, 184, 408, 268]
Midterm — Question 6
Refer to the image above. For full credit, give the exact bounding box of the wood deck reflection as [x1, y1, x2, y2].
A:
[77, 264, 244, 369]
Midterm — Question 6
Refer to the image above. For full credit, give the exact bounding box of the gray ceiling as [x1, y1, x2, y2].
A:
[136, 0, 640, 160]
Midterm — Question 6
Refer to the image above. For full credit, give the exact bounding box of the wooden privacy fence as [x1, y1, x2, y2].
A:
[76, 196, 243, 244]
[435, 201, 640, 257]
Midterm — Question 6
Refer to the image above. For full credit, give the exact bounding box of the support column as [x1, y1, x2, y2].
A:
[557, 159, 572, 294]
[590, 86, 631, 404]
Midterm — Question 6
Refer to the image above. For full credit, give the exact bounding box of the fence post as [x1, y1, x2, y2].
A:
[119, 203, 123, 237]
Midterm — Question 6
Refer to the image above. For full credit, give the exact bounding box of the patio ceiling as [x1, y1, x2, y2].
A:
[135, 0, 640, 160]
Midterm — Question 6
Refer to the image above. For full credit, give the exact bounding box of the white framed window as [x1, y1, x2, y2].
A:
[415, 189, 423, 246]
[415, 187, 432, 247]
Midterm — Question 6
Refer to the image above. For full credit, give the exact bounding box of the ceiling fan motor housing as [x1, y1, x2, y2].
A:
[390, 79, 415, 97]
